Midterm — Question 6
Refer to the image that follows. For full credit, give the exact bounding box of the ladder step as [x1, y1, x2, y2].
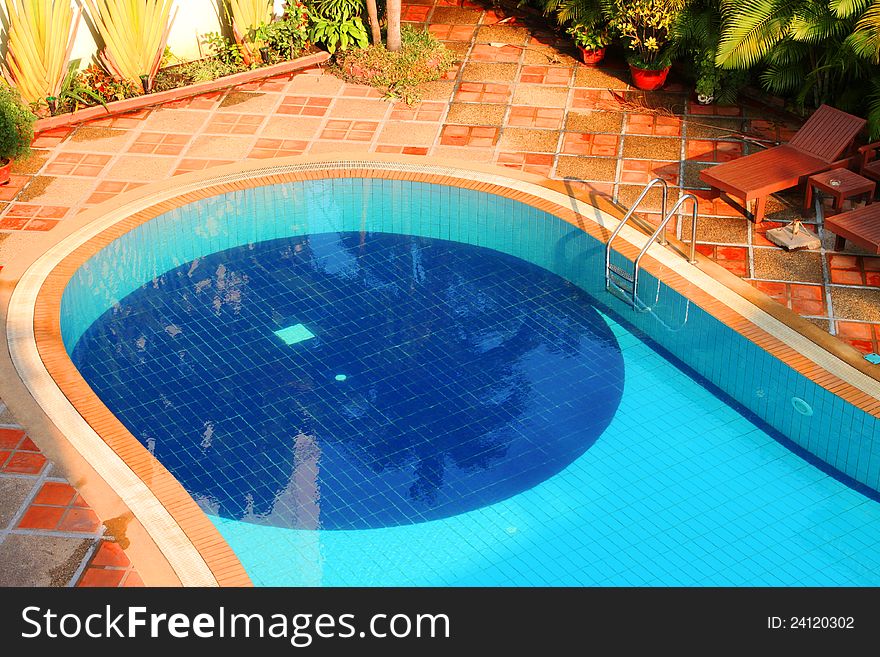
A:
[607, 263, 634, 283]
[606, 280, 634, 301]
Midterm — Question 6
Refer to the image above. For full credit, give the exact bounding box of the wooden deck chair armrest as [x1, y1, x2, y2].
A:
[857, 141, 880, 168]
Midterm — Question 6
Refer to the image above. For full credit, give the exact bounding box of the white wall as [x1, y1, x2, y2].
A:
[65, 0, 285, 68]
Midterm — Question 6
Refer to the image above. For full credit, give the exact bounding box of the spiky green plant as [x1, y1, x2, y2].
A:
[83, 0, 178, 90]
[2, 0, 81, 104]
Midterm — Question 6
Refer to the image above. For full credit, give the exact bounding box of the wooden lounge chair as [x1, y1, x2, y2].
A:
[856, 140, 880, 194]
[825, 203, 880, 254]
[699, 105, 866, 223]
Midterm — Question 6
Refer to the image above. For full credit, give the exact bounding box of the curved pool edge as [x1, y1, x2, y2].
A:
[2, 154, 879, 587]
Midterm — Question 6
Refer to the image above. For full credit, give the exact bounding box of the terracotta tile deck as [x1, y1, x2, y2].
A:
[0, 3, 879, 587]
[35, 0, 869, 356]
[0, 405, 140, 587]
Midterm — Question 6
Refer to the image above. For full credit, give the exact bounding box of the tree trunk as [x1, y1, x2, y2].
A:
[365, 0, 382, 45]
[386, 0, 401, 51]
[367, 0, 382, 46]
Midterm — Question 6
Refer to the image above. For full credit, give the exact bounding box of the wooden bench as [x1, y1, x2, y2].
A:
[825, 203, 880, 253]
[699, 105, 866, 223]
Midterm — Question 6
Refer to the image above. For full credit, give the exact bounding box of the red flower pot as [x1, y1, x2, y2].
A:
[0, 159, 12, 185]
[577, 46, 606, 67]
[629, 64, 671, 91]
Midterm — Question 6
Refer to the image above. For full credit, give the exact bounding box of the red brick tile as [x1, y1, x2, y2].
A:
[2, 452, 46, 474]
[123, 571, 145, 587]
[18, 505, 65, 530]
[0, 451, 10, 467]
[470, 43, 521, 63]
[33, 482, 77, 506]
[830, 269, 863, 285]
[0, 428, 24, 449]
[58, 508, 101, 533]
[91, 541, 132, 568]
[790, 298, 825, 315]
[790, 284, 824, 300]
[837, 321, 873, 339]
[752, 280, 787, 298]
[78, 568, 126, 588]
[842, 338, 873, 354]
[24, 219, 59, 231]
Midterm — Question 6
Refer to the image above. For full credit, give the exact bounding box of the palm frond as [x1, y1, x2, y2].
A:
[716, 0, 793, 69]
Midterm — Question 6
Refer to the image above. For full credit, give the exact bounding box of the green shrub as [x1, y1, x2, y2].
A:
[0, 85, 36, 162]
[307, 0, 369, 54]
[335, 26, 453, 101]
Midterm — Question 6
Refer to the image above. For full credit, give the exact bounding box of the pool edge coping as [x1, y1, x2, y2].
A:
[3, 154, 880, 587]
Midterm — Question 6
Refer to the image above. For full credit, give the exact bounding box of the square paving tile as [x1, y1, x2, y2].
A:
[512, 84, 569, 107]
[0, 534, 92, 586]
[498, 128, 560, 152]
[329, 98, 392, 119]
[377, 122, 439, 146]
[622, 135, 681, 160]
[753, 248, 824, 284]
[460, 62, 519, 82]
[262, 116, 323, 140]
[106, 155, 177, 182]
[142, 109, 208, 133]
[556, 155, 618, 182]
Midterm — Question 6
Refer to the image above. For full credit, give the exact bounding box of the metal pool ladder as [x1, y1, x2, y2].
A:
[604, 178, 699, 310]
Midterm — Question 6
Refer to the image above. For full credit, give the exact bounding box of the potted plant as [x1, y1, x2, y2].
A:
[609, 0, 685, 90]
[567, 22, 611, 66]
[0, 85, 36, 185]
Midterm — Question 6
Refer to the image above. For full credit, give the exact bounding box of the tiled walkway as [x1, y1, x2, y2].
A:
[1, 2, 877, 351]
[0, 402, 140, 586]
[0, 0, 878, 585]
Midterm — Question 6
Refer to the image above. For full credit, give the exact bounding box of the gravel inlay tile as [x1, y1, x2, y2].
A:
[512, 84, 569, 107]
[431, 7, 482, 24]
[574, 66, 629, 89]
[830, 287, 880, 322]
[446, 103, 507, 125]
[10, 150, 49, 174]
[475, 25, 531, 45]
[142, 109, 208, 133]
[106, 155, 178, 182]
[415, 80, 457, 101]
[555, 155, 618, 181]
[498, 128, 560, 152]
[680, 214, 750, 244]
[262, 116, 323, 139]
[685, 116, 745, 139]
[565, 110, 623, 133]
[460, 62, 519, 82]
[622, 136, 681, 160]
[753, 248, 824, 284]
[377, 122, 439, 145]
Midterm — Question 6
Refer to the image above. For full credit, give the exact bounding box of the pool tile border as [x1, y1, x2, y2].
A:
[5, 155, 880, 586]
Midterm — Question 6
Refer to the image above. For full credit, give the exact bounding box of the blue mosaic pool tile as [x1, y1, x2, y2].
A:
[60, 177, 880, 586]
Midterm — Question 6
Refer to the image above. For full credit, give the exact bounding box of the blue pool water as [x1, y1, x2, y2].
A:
[61, 178, 880, 586]
[71, 233, 623, 530]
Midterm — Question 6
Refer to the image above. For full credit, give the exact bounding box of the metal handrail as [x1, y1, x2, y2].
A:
[604, 177, 668, 290]
[631, 193, 699, 302]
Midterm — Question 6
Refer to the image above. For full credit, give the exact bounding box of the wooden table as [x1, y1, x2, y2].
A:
[805, 168, 875, 212]
[824, 203, 880, 253]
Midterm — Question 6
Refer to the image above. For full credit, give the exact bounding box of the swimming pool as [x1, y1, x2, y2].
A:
[57, 174, 880, 586]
